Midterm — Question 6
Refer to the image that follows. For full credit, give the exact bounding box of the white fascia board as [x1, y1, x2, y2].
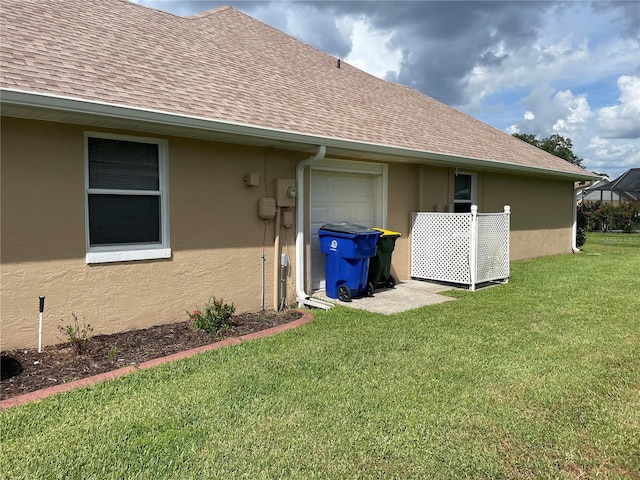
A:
[1, 88, 598, 181]
[1, 88, 299, 142]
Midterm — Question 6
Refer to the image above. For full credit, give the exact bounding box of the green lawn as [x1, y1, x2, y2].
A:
[1, 233, 638, 479]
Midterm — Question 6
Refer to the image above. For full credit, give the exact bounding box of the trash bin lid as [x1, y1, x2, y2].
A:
[373, 228, 402, 237]
[319, 222, 379, 235]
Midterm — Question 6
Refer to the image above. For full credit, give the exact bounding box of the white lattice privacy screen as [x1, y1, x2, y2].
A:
[410, 206, 510, 290]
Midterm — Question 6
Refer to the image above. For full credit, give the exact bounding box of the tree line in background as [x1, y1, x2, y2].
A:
[513, 133, 584, 168]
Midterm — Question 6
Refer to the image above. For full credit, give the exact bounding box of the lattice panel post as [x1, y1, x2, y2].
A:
[470, 205, 478, 291]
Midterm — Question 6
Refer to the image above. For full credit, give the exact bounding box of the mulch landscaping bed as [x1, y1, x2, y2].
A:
[1, 310, 302, 401]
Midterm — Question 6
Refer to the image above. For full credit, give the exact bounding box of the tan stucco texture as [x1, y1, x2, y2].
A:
[1, 118, 298, 350]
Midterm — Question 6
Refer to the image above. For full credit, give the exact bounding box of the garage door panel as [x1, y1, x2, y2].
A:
[332, 178, 355, 199]
[331, 206, 351, 220]
[310, 170, 378, 290]
[313, 176, 330, 199]
[351, 178, 374, 197]
[310, 207, 329, 224]
[354, 210, 374, 225]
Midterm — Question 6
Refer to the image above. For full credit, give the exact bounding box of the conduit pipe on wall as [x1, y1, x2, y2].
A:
[273, 207, 282, 311]
[295, 145, 333, 310]
[261, 222, 267, 310]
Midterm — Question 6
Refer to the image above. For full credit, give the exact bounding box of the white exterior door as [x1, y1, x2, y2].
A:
[310, 162, 385, 290]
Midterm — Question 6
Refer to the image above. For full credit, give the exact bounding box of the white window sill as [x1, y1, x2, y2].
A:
[86, 248, 172, 264]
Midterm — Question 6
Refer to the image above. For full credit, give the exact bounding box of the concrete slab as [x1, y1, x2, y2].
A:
[312, 280, 457, 315]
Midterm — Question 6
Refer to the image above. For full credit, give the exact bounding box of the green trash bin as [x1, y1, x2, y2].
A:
[368, 228, 402, 289]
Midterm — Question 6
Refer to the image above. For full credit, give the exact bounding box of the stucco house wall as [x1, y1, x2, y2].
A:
[482, 173, 574, 259]
[385, 162, 420, 282]
[1, 117, 299, 350]
[1, 116, 581, 351]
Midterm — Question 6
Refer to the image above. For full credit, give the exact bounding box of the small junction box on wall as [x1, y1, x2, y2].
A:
[281, 210, 294, 228]
[258, 197, 277, 219]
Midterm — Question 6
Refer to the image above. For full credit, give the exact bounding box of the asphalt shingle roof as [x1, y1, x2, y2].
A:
[0, 0, 592, 177]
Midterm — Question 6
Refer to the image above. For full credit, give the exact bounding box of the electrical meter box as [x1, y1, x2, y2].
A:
[275, 179, 296, 207]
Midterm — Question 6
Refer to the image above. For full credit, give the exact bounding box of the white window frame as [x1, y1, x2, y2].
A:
[453, 171, 477, 212]
[84, 131, 170, 264]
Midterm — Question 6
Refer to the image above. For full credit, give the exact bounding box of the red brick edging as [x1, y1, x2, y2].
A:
[1, 310, 314, 410]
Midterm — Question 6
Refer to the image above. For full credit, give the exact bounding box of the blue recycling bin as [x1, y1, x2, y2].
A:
[318, 222, 382, 302]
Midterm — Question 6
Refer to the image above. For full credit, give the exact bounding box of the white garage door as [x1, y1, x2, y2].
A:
[310, 169, 379, 290]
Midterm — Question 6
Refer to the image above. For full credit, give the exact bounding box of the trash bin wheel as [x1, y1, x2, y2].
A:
[386, 275, 396, 288]
[338, 285, 352, 302]
[366, 281, 375, 297]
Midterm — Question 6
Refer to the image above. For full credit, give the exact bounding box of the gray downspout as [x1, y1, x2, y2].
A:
[295, 146, 333, 309]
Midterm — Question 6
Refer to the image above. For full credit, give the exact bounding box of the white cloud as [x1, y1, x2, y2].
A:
[597, 75, 640, 139]
[463, 4, 640, 113]
[505, 124, 519, 135]
[503, 83, 640, 178]
[464, 34, 590, 110]
[338, 16, 402, 79]
[549, 91, 592, 135]
[585, 136, 640, 174]
[515, 85, 593, 138]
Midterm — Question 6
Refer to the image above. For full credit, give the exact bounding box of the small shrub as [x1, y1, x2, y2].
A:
[107, 345, 118, 359]
[188, 297, 235, 334]
[576, 208, 587, 248]
[58, 313, 93, 354]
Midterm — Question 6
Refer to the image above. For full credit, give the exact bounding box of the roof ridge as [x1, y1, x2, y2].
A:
[200, 6, 350, 71]
[116, 0, 185, 20]
[187, 5, 232, 20]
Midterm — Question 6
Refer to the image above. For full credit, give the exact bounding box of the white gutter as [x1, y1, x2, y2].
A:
[572, 179, 598, 253]
[295, 146, 333, 310]
[1, 88, 599, 182]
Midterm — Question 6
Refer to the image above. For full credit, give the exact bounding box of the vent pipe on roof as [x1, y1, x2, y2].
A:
[337, 59, 341, 69]
[295, 146, 333, 310]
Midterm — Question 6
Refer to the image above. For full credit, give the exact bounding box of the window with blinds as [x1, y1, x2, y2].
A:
[85, 133, 169, 262]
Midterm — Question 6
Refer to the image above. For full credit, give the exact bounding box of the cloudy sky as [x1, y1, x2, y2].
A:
[133, 0, 640, 179]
